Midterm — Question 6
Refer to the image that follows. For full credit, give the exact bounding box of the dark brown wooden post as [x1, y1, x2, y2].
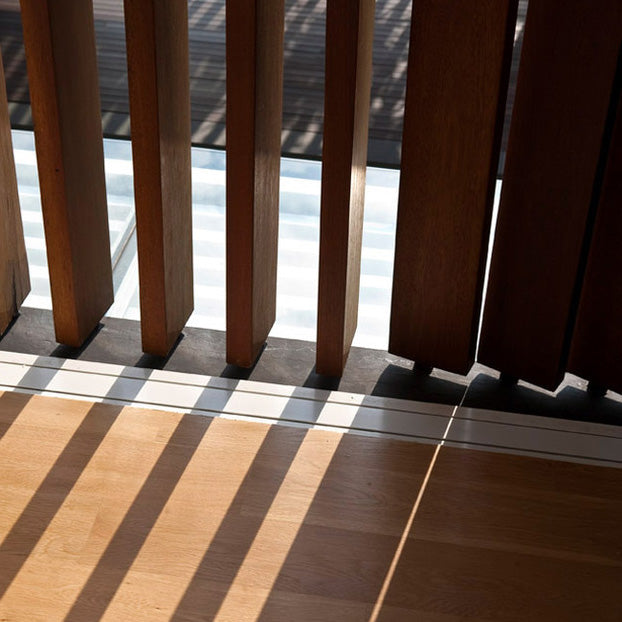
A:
[226, 0, 284, 367]
[316, 0, 375, 376]
[569, 63, 622, 395]
[388, 0, 518, 375]
[124, 0, 193, 356]
[0, 49, 30, 335]
[20, 0, 113, 346]
[478, 0, 622, 390]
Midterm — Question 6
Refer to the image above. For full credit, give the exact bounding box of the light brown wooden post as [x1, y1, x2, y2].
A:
[124, 0, 193, 357]
[569, 67, 622, 395]
[226, 0, 284, 367]
[0, 49, 30, 335]
[478, 0, 622, 390]
[316, 0, 375, 376]
[388, 0, 518, 375]
[20, 0, 113, 347]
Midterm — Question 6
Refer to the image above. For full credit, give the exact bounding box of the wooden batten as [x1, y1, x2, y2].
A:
[226, 0, 284, 367]
[124, 0, 193, 357]
[569, 60, 622, 394]
[388, 0, 518, 375]
[316, 0, 375, 376]
[0, 49, 30, 335]
[20, 0, 113, 347]
[478, 0, 622, 390]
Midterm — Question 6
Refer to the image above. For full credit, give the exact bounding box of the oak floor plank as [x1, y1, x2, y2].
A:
[381, 538, 622, 621]
[414, 447, 622, 565]
[1, 391, 621, 621]
[377, 446, 622, 621]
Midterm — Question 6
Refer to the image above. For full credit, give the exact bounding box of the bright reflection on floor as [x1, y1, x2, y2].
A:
[13, 129, 400, 351]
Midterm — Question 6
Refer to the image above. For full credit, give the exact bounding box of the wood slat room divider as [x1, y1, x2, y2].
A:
[0, 49, 29, 335]
[316, 0, 374, 376]
[569, 58, 622, 395]
[389, 0, 518, 376]
[124, 0, 193, 357]
[1, 0, 621, 395]
[19, 0, 113, 347]
[226, 0, 284, 368]
[478, 0, 622, 390]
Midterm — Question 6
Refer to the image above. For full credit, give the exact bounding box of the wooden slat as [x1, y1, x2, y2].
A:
[478, 0, 622, 390]
[0, 48, 29, 335]
[124, 0, 193, 356]
[569, 62, 622, 394]
[388, 0, 518, 375]
[226, 0, 284, 367]
[315, 0, 375, 376]
[19, 0, 113, 347]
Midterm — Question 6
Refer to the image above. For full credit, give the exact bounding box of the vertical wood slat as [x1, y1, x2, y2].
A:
[124, 0, 193, 357]
[316, 0, 375, 376]
[19, 0, 113, 347]
[226, 0, 284, 368]
[478, 0, 622, 390]
[0, 49, 30, 335]
[569, 60, 622, 394]
[388, 0, 518, 375]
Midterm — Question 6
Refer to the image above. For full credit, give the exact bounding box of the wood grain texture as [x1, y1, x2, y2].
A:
[388, 0, 518, 375]
[1, 390, 621, 620]
[124, 0, 193, 356]
[478, 0, 622, 389]
[0, 391, 436, 621]
[226, 0, 284, 367]
[569, 65, 622, 394]
[379, 446, 622, 621]
[316, 0, 375, 376]
[19, 0, 113, 346]
[0, 48, 29, 334]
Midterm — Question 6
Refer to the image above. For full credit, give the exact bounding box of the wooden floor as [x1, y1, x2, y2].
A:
[0, 0, 527, 168]
[0, 390, 621, 621]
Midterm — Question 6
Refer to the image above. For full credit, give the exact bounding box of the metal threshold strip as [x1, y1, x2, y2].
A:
[0, 351, 620, 468]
